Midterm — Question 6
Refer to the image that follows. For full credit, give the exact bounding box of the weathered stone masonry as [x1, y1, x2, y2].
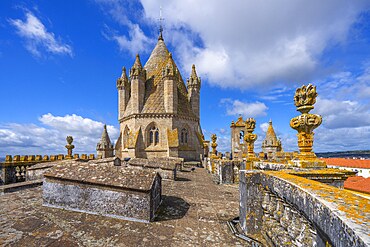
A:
[43, 162, 162, 223]
[239, 170, 370, 247]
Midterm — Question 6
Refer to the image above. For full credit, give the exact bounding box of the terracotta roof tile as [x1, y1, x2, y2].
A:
[321, 158, 370, 169]
[344, 176, 370, 194]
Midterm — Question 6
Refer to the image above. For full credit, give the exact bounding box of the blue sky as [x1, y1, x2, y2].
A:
[0, 0, 370, 156]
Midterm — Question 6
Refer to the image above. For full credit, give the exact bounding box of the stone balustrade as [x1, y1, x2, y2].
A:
[205, 157, 244, 184]
[239, 170, 370, 247]
[1, 153, 97, 185]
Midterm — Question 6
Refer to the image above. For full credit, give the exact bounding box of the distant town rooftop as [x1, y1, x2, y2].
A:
[321, 158, 370, 169]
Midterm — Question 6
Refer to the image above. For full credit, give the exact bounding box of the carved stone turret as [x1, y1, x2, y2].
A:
[117, 67, 130, 120]
[163, 53, 178, 114]
[244, 118, 258, 161]
[130, 54, 146, 113]
[290, 84, 326, 168]
[65, 136, 75, 159]
[187, 64, 201, 119]
[96, 125, 114, 159]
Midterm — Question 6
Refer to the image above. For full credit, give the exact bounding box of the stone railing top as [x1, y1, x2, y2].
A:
[27, 160, 80, 171]
[128, 158, 180, 170]
[253, 161, 288, 170]
[88, 157, 121, 165]
[44, 162, 159, 192]
[261, 170, 370, 246]
[288, 168, 357, 179]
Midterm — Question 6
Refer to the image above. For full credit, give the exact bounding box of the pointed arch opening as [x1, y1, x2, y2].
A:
[180, 128, 188, 145]
[146, 122, 159, 147]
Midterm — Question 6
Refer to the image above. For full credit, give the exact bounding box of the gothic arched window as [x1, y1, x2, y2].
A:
[239, 130, 244, 144]
[149, 126, 159, 146]
[180, 128, 188, 145]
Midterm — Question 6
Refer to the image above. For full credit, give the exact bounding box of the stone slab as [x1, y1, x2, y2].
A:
[127, 158, 179, 180]
[43, 162, 162, 223]
[0, 179, 42, 195]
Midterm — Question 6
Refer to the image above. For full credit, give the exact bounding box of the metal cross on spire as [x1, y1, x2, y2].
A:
[158, 6, 164, 40]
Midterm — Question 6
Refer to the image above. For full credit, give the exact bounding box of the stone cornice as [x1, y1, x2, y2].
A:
[119, 113, 199, 123]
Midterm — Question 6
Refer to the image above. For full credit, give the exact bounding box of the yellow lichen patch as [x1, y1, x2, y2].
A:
[264, 171, 370, 226]
[167, 128, 179, 148]
[196, 131, 204, 146]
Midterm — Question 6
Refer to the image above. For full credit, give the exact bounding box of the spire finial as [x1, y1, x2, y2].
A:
[158, 6, 164, 40]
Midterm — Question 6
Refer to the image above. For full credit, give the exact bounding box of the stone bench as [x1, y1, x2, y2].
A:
[43, 162, 162, 223]
[127, 158, 180, 180]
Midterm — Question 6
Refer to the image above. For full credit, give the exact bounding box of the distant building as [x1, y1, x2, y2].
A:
[230, 116, 247, 160]
[96, 125, 114, 159]
[261, 120, 282, 160]
[115, 32, 203, 161]
[322, 158, 370, 178]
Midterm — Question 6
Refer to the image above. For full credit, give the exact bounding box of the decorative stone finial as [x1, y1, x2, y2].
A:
[294, 84, 318, 114]
[65, 136, 75, 159]
[290, 84, 325, 168]
[158, 31, 163, 41]
[211, 134, 218, 158]
[244, 118, 258, 161]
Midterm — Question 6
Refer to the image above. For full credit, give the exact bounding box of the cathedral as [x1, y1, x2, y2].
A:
[114, 33, 204, 161]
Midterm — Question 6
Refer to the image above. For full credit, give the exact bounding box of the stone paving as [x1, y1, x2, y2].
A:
[0, 167, 245, 246]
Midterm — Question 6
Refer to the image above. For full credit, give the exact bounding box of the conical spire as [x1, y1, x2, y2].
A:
[191, 64, 198, 78]
[266, 120, 276, 138]
[263, 120, 278, 147]
[97, 124, 112, 147]
[133, 54, 142, 69]
[144, 37, 170, 77]
[187, 64, 201, 89]
[130, 54, 144, 79]
[116, 66, 129, 89]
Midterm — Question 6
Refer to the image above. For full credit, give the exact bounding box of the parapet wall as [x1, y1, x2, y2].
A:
[239, 170, 370, 247]
[0, 153, 97, 185]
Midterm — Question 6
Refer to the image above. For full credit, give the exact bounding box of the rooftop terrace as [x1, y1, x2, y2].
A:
[0, 167, 244, 246]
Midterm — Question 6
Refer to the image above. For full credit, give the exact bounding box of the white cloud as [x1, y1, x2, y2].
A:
[312, 65, 370, 130]
[314, 126, 370, 152]
[9, 11, 73, 57]
[97, 0, 153, 55]
[140, 0, 370, 89]
[221, 98, 268, 118]
[0, 114, 119, 156]
[315, 97, 370, 129]
[260, 122, 269, 133]
[103, 24, 153, 56]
